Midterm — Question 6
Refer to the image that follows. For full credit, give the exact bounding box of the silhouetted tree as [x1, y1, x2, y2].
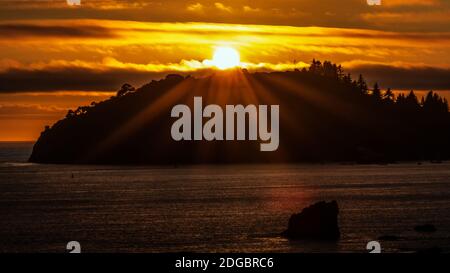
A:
[342, 73, 352, 85]
[397, 93, 405, 100]
[309, 59, 320, 74]
[357, 74, 368, 94]
[66, 109, 75, 118]
[337, 65, 344, 79]
[117, 83, 135, 97]
[372, 82, 382, 102]
[383, 88, 394, 103]
[400, 90, 420, 112]
[323, 61, 337, 78]
[423, 91, 449, 114]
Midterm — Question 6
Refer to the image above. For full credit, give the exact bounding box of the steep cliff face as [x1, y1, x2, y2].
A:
[29, 68, 450, 164]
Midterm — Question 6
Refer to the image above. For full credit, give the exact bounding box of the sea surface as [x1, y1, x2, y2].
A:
[0, 142, 449, 253]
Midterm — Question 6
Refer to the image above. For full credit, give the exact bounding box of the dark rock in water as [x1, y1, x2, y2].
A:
[414, 224, 436, 233]
[378, 235, 401, 241]
[281, 201, 340, 240]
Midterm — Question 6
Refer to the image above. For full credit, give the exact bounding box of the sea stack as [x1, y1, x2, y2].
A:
[282, 200, 340, 240]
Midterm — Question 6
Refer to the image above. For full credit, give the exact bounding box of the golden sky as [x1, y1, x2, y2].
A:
[1, 0, 450, 141]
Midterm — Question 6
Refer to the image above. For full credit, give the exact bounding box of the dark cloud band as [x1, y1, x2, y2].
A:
[348, 64, 450, 90]
[0, 24, 116, 38]
[1, 64, 450, 93]
[0, 68, 167, 92]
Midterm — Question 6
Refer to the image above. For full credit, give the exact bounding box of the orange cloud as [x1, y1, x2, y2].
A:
[0, 20, 449, 93]
[243, 6, 260, 13]
[214, 2, 232, 13]
[187, 3, 204, 12]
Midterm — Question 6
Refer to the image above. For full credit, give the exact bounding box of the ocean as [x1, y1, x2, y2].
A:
[0, 142, 449, 253]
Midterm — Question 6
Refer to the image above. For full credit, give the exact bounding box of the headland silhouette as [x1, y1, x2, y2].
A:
[29, 60, 450, 164]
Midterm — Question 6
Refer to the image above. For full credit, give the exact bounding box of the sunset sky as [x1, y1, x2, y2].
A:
[1, 0, 450, 141]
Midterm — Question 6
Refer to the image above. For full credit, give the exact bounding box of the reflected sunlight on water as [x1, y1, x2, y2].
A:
[0, 143, 449, 253]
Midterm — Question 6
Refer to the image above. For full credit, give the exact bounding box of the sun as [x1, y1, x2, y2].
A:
[212, 47, 240, 70]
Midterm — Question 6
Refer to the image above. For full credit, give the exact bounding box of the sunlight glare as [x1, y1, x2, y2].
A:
[212, 47, 240, 70]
